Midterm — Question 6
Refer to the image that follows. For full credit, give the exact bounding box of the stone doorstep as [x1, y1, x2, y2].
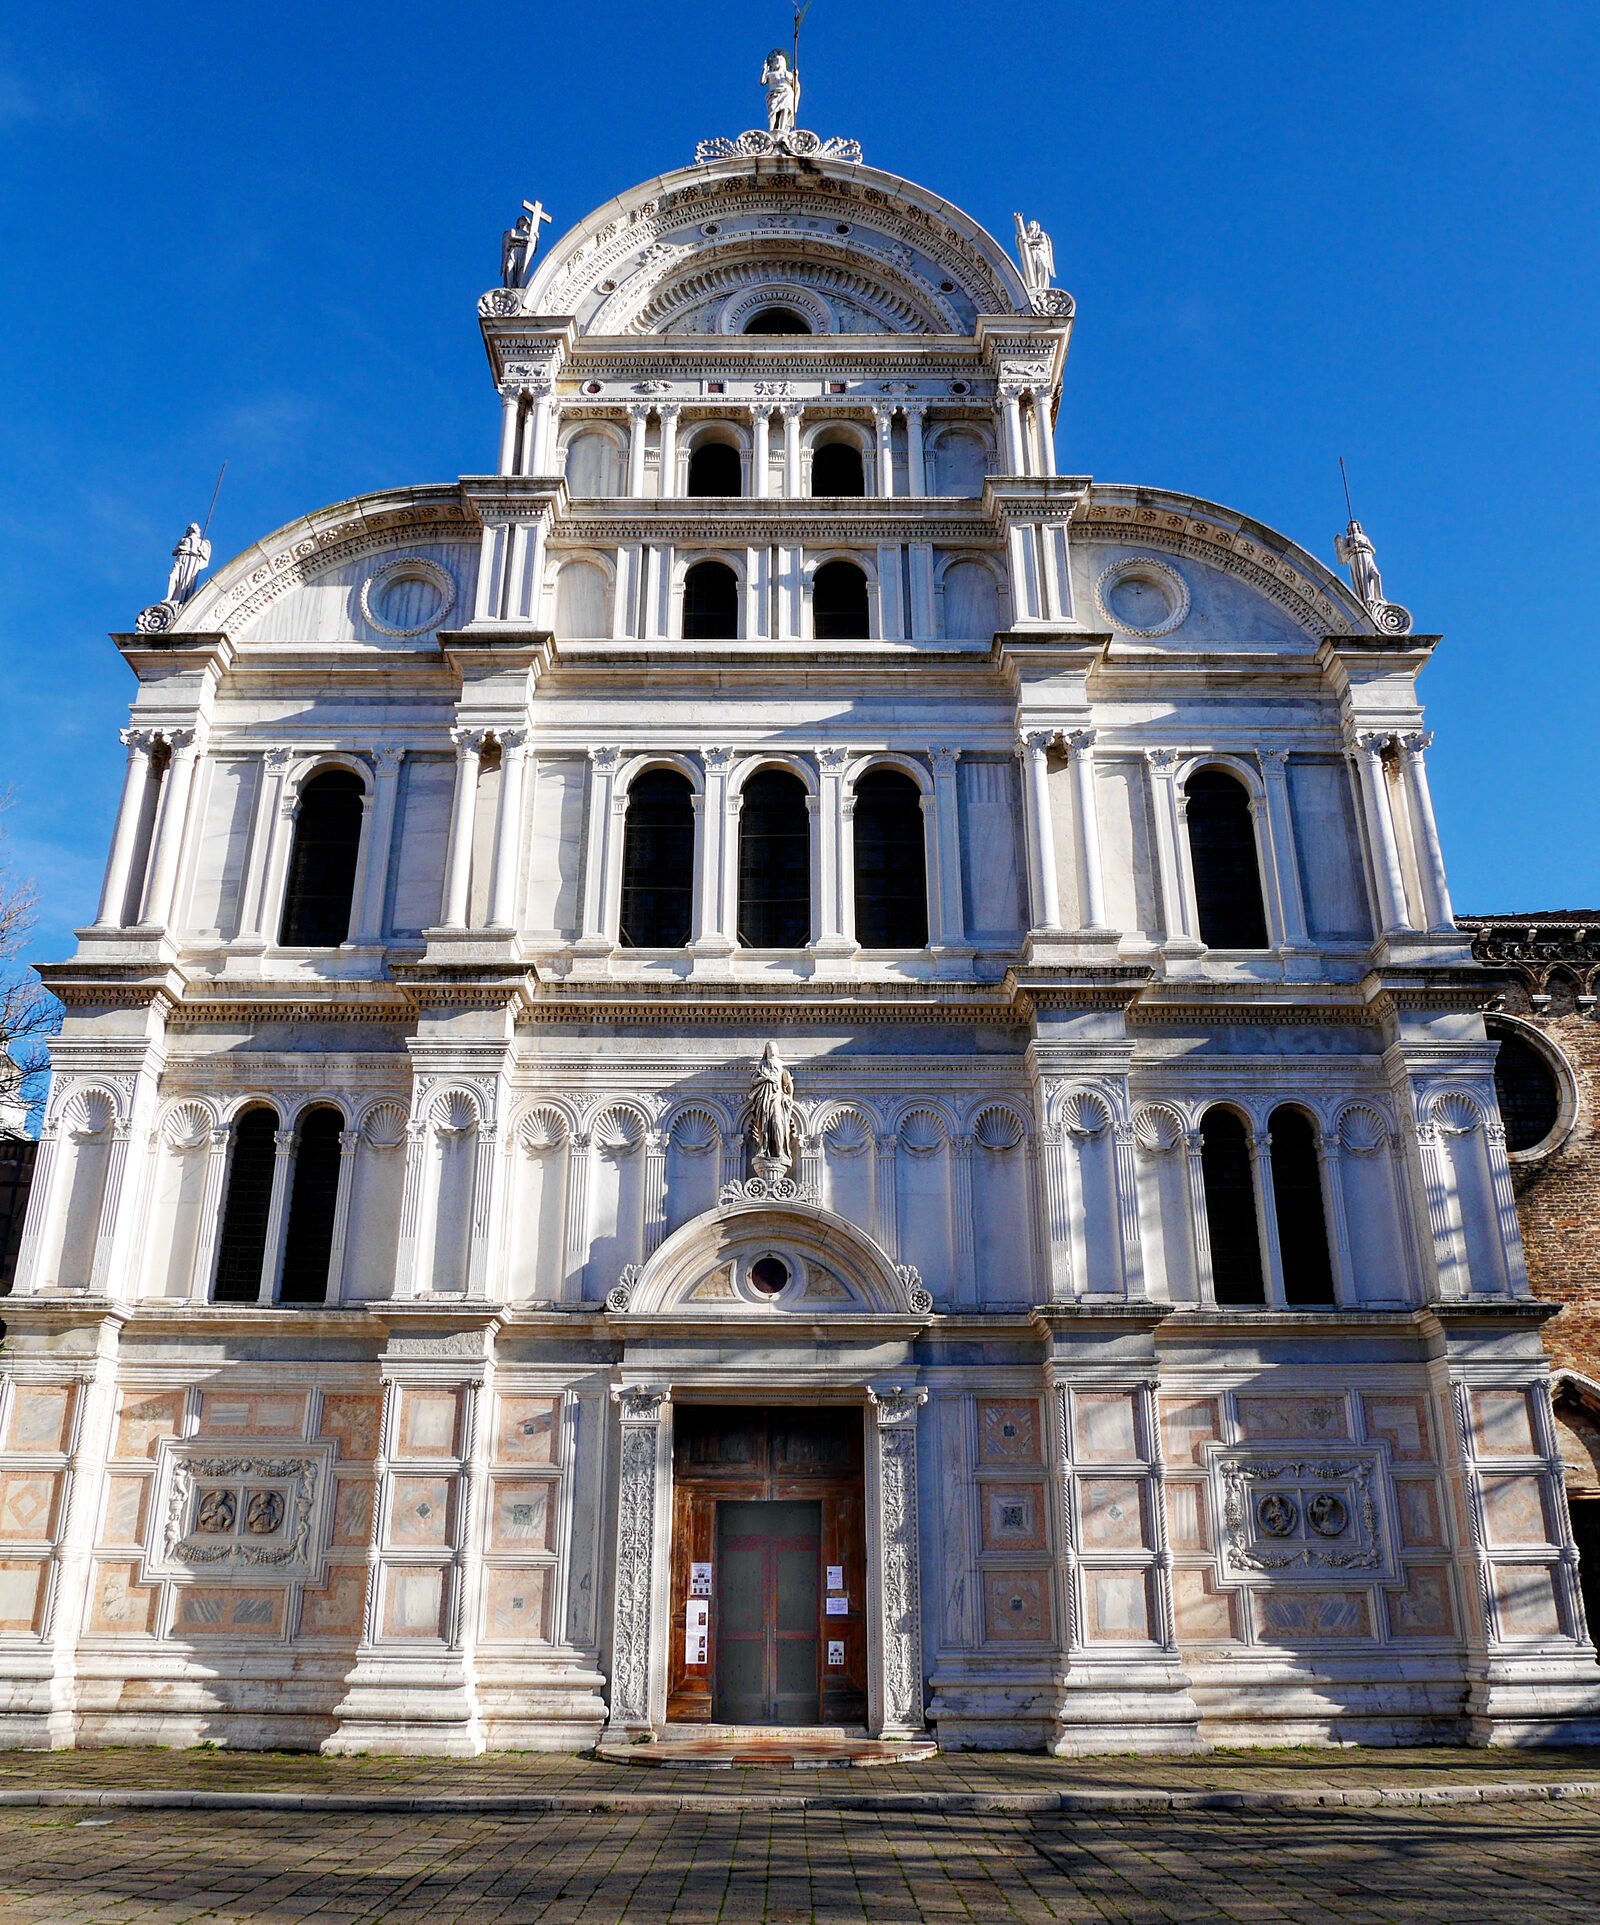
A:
[0, 1781, 1598, 1816]
[593, 1728, 937, 1769]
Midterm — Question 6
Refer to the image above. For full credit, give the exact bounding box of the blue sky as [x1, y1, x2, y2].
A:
[1, 0, 1597, 963]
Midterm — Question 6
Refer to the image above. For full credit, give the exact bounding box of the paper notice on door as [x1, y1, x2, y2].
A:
[825, 1593, 849, 1615]
[685, 1628, 708, 1664]
[826, 1565, 844, 1590]
[685, 1597, 709, 1664]
[687, 1599, 709, 1632]
[689, 1562, 713, 1597]
[827, 1640, 845, 1666]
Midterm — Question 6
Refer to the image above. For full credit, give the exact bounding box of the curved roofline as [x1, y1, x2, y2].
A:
[524, 153, 1031, 321]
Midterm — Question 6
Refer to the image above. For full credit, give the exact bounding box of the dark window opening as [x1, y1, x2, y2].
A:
[750, 1255, 790, 1295]
[853, 767, 928, 949]
[738, 768, 810, 949]
[812, 559, 870, 641]
[279, 1106, 343, 1305]
[1186, 767, 1268, 949]
[743, 306, 810, 335]
[1269, 1106, 1335, 1306]
[682, 560, 740, 640]
[811, 441, 865, 497]
[687, 441, 742, 497]
[1200, 1108, 1264, 1305]
[1492, 1026, 1562, 1152]
[279, 768, 364, 948]
[620, 768, 695, 948]
[213, 1107, 279, 1303]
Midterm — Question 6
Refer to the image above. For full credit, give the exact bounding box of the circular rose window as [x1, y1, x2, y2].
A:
[359, 558, 456, 638]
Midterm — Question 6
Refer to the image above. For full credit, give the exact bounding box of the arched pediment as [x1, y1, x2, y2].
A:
[524, 159, 1028, 336]
[610, 1197, 930, 1320]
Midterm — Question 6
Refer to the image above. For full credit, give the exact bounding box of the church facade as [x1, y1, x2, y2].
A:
[5, 76, 1599, 1756]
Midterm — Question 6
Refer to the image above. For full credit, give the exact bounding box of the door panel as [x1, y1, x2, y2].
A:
[715, 1499, 820, 1724]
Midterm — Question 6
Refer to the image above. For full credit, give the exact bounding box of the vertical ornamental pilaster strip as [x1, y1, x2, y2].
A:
[578, 746, 621, 944]
[903, 405, 927, 495]
[137, 728, 199, 928]
[928, 746, 965, 949]
[351, 746, 405, 944]
[949, 1134, 976, 1307]
[258, 1129, 297, 1303]
[1184, 1127, 1217, 1303]
[1256, 749, 1309, 947]
[1250, 1126, 1287, 1307]
[1017, 731, 1063, 934]
[486, 730, 528, 929]
[1039, 1123, 1077, 1301]
[867, 1386, 929, 1737]
[189, 1127, 232, 1301]
[1139, 1379, 1180, 1654]
[1063, 729, 1108, 932]
[395, 1119, 431, 1300]
[1113, 1120, 1146, 1298]
[441, 730, 486, 930]
[1349, 732, 1414, 936]
[239, 747, 294, 944]
[325, 1130, 361, 1305]
[606, 1386, 671, 1735]
[642, 1128, 668, 1257]
[87, 1127, 131, 1296]
[874, 1130, 899, 1257]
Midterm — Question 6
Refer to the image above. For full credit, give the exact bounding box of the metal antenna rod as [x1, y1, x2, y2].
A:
[201, 460, 228, 540]
[1338, 453, 1355, 527]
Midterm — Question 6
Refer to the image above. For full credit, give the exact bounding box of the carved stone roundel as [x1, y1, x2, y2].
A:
[1094, 555, 1191, 638]
[359, 558, 457, 638]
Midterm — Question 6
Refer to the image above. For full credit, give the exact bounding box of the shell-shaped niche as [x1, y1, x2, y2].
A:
[517, 1106, 569, 1155]
[973, 1105, 1025, 1151]
[1132, 1104, 1184, 1154]
[898, 1109, 946, 1155]
[669, 1108, 720, 1154]
[430, 1089, 480, 1136]
[594, 1106, 645, 1154]
[1337, 1104, 1389, 1156]
[162, 1101, 213, 1151]
[1430, 1091, 1482, 1137]
[360, 1101, 409, 1148]
[1058, 1090, 1111, 1138]
[64, 1088, 117, 1138]
[824, 1108, 872, 1155]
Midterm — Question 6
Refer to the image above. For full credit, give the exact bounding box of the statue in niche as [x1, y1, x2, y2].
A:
[1013, 213, 1055, 293]
[763, 49, 800, 136]
[745, 1041, 798, 1175]
[1335, 518, 1386, 610]
[501, 199, 551, 288]
[164, 523, 211, 606]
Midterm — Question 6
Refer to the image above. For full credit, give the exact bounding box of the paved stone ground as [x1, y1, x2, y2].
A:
[2, 1799, 1600, 1921]
[0, 1743, 1597, 1798]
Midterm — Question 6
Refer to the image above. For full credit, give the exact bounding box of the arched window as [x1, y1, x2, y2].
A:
[853, 768, 928, 949]
[1491, 1024, 1563, 1152]
[744, 306, 810, 335]
[620, 768, 695, 948]
[686, 441, 742, 497]
[213, 1107, 279, 1303]
[553, 558, 610, 638]
[562, 429, 623, 496]
[1185, 768, 1268, 950]
[279, 1106, 343, 1305]
[812, 560, 870, 640]
[1199, 1108, 1264, 1305]
[738, 768, 810, 948]
[811, 440, 865, 497]
[682, 560, 739, 640]
[1268, 1106, 1334, 1306]
[279, 768, 364, 948]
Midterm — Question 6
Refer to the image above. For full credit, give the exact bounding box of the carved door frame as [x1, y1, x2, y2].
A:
[604, 1378, 928, 1740]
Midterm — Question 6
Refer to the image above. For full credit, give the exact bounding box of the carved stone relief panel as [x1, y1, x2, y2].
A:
[145, 1440, 337, 1586]
[1209, 1447, 1398, 1586]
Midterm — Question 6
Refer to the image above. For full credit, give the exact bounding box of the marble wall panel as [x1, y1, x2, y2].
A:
[1236, 1395, 1349, 1441]
[981, 1570, 1052, 1642]
[1363, 1395, 1435, 1463]
[483, 1566, 553, 1642]
[100, 1476, 148, 1549]
[331, 1478, 374, 1548]
[396, 1390, 459, 1459]
[495, 1396, 562, 1466]
[1386, 1565, 1457, 1638]
[1395, 1480, 1445, 1550]
[114, 1392, 182, 1463]
[489, 1480, 556, 1553]
[1074, 1394, 1137, 1464]
[1160, 1398, 1220, 1467]
[978, 1481, 1047, 1554]
[1171, 1567, 1238, 1642]
[174, 1588, 286, 1638]
[1491, 1563, 1562, 1638]
[385, 755, 453, 938]
[322, 1394, 383, 1461]
[0, 1473, 59, 1542]
[1085, 1569, 1152, 1641]
[7, 1386, 73, 1455]
[300, 1566, 367, 1639]
[389, 1476, 454, 1548]
[1252, 1590, 1372, 1640]
[1471, 1390, 1537, 1458]
[185, 755, 258, 941]
[1479, 1473, 1552, 1547]
[198, 1391, 307, 1437]
[0, 1561, 44, 1632]
[383, 1566, 447, 1639]
[89, 1560, 159, 1636]
[1165, 1480, 1212, 1554]
[1079, 1477, 1146, 1551]
[977, 1399, 1040, 1466]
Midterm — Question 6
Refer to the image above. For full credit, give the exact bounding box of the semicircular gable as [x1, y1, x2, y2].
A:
[524, 160, 1027, 334]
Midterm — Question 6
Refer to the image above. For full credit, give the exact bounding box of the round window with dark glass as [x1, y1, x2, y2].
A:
[749, 1255, 790, 1296]
[1491, 1024, 1562, 1152]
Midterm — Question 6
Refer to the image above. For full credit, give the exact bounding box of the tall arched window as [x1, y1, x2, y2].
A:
[744, 306, 810, 334]
[1185, 767, 1268, 950]
[811, 440, 865, 497]
[1268, 1106, 1334, 1306]
[1490, 1024, 1563, 1152]
[812, 560, 870, 640]
[213, 1107, 279, 1303]
[738, 768, 810, 948]
[686, 441, 742, 497]
[620, 768, 695, 948]
[853, 768, 928, 949]
[682, 560, 739, 640]
[1199, 1107, 1264, 1305]
[279, 768, 364, 948]
[279, 1106, 344, 1305]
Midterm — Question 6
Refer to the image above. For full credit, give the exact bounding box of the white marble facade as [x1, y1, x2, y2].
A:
[4, 89, 1598, 1757]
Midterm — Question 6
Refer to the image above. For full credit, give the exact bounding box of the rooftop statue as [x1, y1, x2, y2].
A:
[1014, 214, 1055, 294]
[1335, 516, 1413, 635]
[165, 523, 211, 606]
[763, 49, 800, 136]
[501, 199, 551, 289]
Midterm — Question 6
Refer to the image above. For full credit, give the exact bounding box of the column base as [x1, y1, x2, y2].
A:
[1049, 1659, 1206, 1757]
[323, 1652, 484, 1757]
[1463, 1651, 1600, 1746]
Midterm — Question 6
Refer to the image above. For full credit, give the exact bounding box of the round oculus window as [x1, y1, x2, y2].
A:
[359, 558, 456, 638]
[1093, 555, 1191, 638]
[749, 1255, 790, 1296]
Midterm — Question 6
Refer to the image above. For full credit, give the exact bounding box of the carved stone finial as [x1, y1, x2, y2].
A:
[694, 55, 862, 164]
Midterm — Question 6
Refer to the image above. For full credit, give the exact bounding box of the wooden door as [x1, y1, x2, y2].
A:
[714, 1500, 821, 1724]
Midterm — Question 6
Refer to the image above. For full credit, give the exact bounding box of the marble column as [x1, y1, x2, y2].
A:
[1017, 731, 1063, 933]
[486, 730, 529, 929]
[815, 747, 853, 952]
[441, 730, 486, 931]
[136, 728, 199, 929]
[496, 388, 521, 475]
[626, 407, 651, 497]
[325, 1129, 361, 1305]
[866, 1386, 929, 1737]
[1185, 1126, 1217, 1303]
[1031, 390, 1057, 477]
[351, 746, 405, 945]
[1396, 730, 1456, 933]
[999, 386, 1027, 474]
[1063, 729, 1108, 932]
[1350, 732, 1413, 936]
[524, 383, 556, 475]
[692, 748, 735, 954]
[750, 408, 771, 499]
[656, 405, 680, 499]
[188, 1126, 233, 1301]
[872, 406, 896, 498]
[578, 746, 622, 946]
[781, 405, 804, 497]
[1146, 749, 1199, 948]
[258, 1128, 297, 1303]
[605, 1387, 672, 1736]
[238, 747, 295, 946]
[95, 729, 158, 927]
[1251, 1125, 1287, 1307]
[903, 405, 927, 495]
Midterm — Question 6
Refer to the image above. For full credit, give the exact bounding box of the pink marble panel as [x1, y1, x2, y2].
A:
[483, 1566, 553, 1642]
[1074, 1394, 1138, 1464]
[0, 1473, 58, 1542]
[1236, 1395, 1349, 1441]
[99, 1476, 148, 1549]
[1171, 1568, 1238, 1642]
[1085, 1569, 1151, 1641]
[1160, 1398, 1219, 1466]
[1395, 1480, 1444, 1550]
[1079, 1478, 1146, 1551]
[1471, 1390, 1537, 1458]
[1252, 1590, 1372, 1640]
[1387, 1564, 1457, 1638]
[1492, 1563, 1562, 1638]
[113, 1392, 182, 1463]
[7, 1386, 74, 1454]
[978, 1482, 1047, 1553]
[321, 1394, 382, 1461]
[977, 1399, 1041, 1465]
[1363, 1394, 1434, 1463]
[89, 1560, 159, 1635]
[981, 1570, 1052, 1642]
[383, 1566, 447, 1639]
[300, 1566, 367, 1639]
[0, 1560, 44, 1632]
[389, 1476, 453, 1548]
[395, 1390, 459, 1460]
[174, 1588, 285, 1637]
[1165, 1481, 1212, 1554]
[1480, 1473, 1551, 1547]
[494, 1396, 562, 1466]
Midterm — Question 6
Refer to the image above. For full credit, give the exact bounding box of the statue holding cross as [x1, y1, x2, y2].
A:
[501, 199, 552, 289]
